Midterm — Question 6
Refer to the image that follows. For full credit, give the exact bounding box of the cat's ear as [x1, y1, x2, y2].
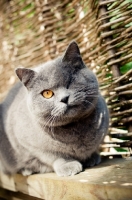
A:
[15, 67, 36, 88]
[62, 41, 82, 63]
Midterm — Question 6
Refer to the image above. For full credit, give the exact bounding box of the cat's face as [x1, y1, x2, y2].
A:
[16, 42, 99, 126]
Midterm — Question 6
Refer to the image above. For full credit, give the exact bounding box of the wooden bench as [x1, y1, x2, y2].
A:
[0, 157, 132, 200]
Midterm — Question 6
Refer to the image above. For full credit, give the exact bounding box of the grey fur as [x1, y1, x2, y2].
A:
[0, 42, 109, 176]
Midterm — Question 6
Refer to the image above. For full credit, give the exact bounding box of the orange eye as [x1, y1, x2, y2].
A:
[42, 90, 54, 99]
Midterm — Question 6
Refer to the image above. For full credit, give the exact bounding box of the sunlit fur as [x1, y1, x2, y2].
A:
[0, 42, 109, 176]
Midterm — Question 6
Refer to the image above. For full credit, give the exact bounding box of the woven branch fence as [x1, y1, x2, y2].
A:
[0, 0, 132, 156]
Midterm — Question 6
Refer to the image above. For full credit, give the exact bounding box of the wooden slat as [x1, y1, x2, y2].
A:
[0, 188, 41, 200]
[0, 158, 132, 200]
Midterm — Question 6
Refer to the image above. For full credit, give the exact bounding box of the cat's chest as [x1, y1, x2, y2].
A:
[27, 118, 98, 161]
[49, 137, 95, 161]
[52, 120, 96, 145]
[45, 124, 97, 160]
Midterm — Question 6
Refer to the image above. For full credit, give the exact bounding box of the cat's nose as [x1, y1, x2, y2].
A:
[60, 95, 69, 104]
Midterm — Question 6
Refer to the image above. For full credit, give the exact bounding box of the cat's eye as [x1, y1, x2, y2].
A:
[42, 90, 54, 99]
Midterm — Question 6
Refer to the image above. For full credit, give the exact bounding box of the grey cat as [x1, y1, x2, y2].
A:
[0, 42, 109, 176]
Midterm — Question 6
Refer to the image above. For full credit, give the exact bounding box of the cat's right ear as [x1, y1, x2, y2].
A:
[62, 41, 82, 63]
[15, 67, 36, 89]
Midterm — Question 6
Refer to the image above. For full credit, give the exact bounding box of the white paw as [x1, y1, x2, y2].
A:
[21, 169, 33, 176]
[55, 161, 83, 177]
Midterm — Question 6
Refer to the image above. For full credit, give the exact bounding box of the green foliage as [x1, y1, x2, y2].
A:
[114, 147, 128, 152]
[120, 62, 132, 74]
[22, 3, 33, 11]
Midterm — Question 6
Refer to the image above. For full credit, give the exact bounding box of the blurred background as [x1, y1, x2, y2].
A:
[0, 0, 132, 156]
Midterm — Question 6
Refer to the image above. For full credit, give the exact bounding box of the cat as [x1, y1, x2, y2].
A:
[0, 41, 109, 176]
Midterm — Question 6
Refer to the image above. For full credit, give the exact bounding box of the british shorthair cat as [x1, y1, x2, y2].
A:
[0, 42, 109, 176]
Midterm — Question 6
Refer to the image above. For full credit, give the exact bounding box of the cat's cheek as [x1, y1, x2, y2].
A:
[29, 94, 53, 114]
[26, 94, 35, 111]
[51, 103, 67, 117]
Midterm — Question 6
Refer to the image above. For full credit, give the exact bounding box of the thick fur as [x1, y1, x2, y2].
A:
[0, 42, 109, 176]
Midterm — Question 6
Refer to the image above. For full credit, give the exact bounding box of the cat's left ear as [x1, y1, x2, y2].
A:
[62, 41, 83, 64]
[15, 67, 36, 89]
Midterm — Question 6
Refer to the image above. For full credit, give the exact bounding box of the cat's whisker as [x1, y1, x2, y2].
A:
[45, 115, 57, 140]
[40, 115, 53, 131]
[44, 116, 54, 128]
[51, 116, 57, 140]
[51, 106, 65, 117]
[51, 107, 59, 116]
[87, 94, 99, 97]
[87, 100, 95, 109]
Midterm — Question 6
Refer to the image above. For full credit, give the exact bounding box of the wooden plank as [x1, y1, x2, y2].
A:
[0, 188, 42, 200]
[0, 158, 132, 200]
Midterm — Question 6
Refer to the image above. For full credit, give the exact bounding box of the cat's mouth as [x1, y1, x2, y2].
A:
[51, 104, 67, 117]
[51, 103, 80, 118]
[43, 105, 92, 127]
[48, 104, 88, 127]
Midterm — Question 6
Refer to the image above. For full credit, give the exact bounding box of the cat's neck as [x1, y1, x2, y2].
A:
[37, 110, 96, 144]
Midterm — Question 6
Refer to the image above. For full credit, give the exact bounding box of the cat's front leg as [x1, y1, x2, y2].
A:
[84, 152, 101, 168]
[53, 158, 83, 177]
[20, 164, 53, 176]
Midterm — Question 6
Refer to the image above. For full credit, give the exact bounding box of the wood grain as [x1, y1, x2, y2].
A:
[0, 158, 132, 200]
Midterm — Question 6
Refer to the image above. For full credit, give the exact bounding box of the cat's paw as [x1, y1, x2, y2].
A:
[21, 169, 33, 176]
[55, 161, 83, 177]
[85, 152, 101, 167]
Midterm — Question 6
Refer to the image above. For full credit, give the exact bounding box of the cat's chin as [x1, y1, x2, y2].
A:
[42, 111, 91, 127]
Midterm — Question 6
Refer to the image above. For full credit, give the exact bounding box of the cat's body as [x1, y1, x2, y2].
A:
[0, 42, 109, 176]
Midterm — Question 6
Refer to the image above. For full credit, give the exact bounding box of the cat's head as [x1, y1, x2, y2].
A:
[16, 41, 99, 127]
